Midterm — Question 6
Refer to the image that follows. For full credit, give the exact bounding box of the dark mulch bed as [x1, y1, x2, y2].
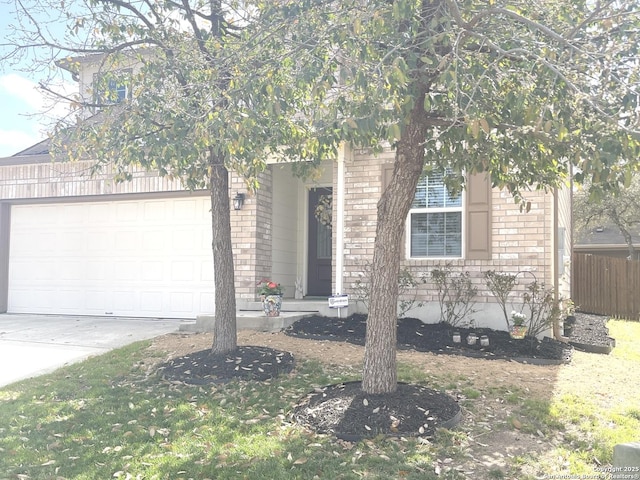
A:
[292, 381, 461, 441]
[285, 314, 574, 364]
[154, 313, 613, 440]
[158, 345, 294, 384]
[287, 313, 616, 439]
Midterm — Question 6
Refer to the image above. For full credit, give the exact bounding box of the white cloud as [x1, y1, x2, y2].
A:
[0, 72, 76, 156]
[0, 73, 75, 119]
[0, 129, 42, 157]
[0, 74, 43, 110]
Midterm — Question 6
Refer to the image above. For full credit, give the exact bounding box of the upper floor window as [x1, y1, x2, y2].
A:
[93, 69, 131, 110]
[407, 171, 463, 258]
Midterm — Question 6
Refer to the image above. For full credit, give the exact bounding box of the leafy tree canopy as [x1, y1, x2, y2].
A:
[278, 0, 640, 199]
[2, 0, 338, 186]
[575, 176, 640, 258]
[268, 0, 640, 393]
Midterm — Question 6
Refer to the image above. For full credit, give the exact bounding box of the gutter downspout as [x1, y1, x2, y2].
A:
[553, 187, 562, 340]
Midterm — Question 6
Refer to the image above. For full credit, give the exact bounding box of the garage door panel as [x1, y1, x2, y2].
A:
[88, 202, 110, 219]
[8, 197, 215, 318]
[200, 261, 214, 281]
[173, 199, 198, 221]
[59, 231, 86, 252]
[144, 201, 166, 221]
[142, 230, 166, 251]
[58, 290, 85, 310]
[59, 261, 85, 281]
[115, 230, 139, 251]
[19, 204, 59, 225]
[141, 261, 164, 281]
[86, 261, 112, 281]
[86, 291, 111, 311]
[87, 231, 113, 252]
[172, 229, 195, 249]
[170, 292, 194, 313]
[10, 231, 56, 255]
[7, 289, 36, 309]
[140, 292, 163, 313]
[7, 260, 31, 282]
[113, 291, 136, 312]
[170, 262, 195, 282]
[199, 292, 215, 312]
[115, 260, 140, 281]
[63, 204, 87, 223]
[115, 202, 139, 222]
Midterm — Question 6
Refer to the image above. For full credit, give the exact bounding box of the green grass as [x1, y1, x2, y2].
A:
[515, 319, 640, 476]
[0, 343, 451, 480]
[1, 319, 639, 479]
[609, 319, 640, 362]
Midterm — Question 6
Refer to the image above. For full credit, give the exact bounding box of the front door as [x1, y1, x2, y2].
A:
[307, 187, 332, 296]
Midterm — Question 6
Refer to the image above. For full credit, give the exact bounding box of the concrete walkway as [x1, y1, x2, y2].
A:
[0, 314, 181, 388]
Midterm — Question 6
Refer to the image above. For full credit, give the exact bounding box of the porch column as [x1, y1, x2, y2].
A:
[0, 203, 10, 312]
[335, 143, 348, 295]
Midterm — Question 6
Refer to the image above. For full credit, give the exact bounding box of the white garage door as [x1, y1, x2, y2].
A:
[8, 196, 215, 318]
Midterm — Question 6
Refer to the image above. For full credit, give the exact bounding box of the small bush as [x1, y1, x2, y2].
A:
[431, 264, 477, 327]
[522, 279, 560, 338]
[484, 270, 518, 329]
[352, 263, 424, 318]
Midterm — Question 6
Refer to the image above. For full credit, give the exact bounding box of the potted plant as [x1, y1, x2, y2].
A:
[257, 279, 284, 317]
[510, 311, 528, 339]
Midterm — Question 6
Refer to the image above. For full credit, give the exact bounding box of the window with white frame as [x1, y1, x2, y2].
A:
[93, 69, 132, 109]
[408, 171, 463, 258]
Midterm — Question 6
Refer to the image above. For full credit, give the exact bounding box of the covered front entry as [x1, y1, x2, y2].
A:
[307, 187, 332, 296]
[7, 196, 214, 318]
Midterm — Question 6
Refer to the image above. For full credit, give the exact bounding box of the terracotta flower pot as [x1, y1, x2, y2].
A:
[510, 325, 528, 339]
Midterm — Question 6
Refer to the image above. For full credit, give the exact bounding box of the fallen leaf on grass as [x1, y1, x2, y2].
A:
[293, 457, 308, 465]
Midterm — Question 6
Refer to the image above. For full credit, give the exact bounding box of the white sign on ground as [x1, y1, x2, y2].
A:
[328, 294, 349, 309]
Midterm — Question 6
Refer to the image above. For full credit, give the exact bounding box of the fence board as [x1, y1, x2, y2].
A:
[572, 253, 640, 320]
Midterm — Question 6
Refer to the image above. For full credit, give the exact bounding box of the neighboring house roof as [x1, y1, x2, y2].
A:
[11, 139, 51, 157]
[0, 138, 51, 166]
[575, 225, 640, 247]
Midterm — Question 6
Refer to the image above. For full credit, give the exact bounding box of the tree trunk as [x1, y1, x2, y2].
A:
[362, 103, 429, 394]
[620, 228, 635, 260]
[209, 148, 237, 354]
[361, 0, 444, 394]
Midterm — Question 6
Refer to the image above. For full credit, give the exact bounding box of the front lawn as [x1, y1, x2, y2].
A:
[0, 319, 638, 479]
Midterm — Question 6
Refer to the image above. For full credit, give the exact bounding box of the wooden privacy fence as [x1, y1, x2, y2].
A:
[572, 253, 640, 320]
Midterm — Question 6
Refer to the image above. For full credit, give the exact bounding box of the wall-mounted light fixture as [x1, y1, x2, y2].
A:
[233, 192, 245, 211]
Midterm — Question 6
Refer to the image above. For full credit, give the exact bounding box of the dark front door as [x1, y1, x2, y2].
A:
[307, 187, 333, 297]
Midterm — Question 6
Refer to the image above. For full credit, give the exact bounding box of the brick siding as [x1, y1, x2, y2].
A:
[342, 149, 555, 304]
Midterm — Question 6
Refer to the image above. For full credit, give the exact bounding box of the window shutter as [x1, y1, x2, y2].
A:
[381, 163, 394, 191]
[465, 172, 492, 260]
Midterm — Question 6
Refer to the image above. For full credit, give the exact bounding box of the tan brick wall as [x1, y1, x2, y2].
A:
[228, 170, 274, 300]
[0, 159, 186, 199]
[343, 149, 555, 305]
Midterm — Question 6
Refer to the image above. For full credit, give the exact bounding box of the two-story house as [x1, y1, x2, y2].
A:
[0, 53, 573, 333]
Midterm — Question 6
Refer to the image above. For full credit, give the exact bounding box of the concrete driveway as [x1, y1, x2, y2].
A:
[0, 314, 181, 387]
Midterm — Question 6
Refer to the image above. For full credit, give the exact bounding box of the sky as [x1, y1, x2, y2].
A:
[0, 73, 53, 157]
[0, 2, 72, 158]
